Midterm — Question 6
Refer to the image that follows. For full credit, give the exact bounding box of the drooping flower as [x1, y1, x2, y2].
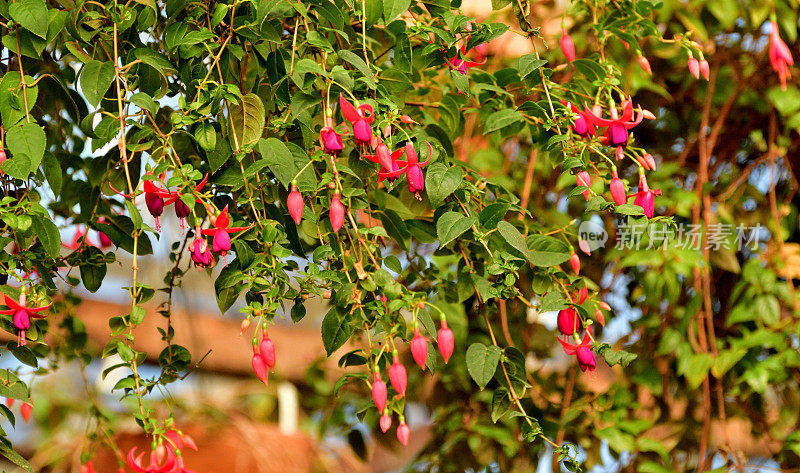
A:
[339, 95, 374, 145]
[575, 171, 591, 201]
[329, 192, 345, 232]
[388, 355, 407, 396]
[584, 100, 645, 161]
[20, 402, 32, 423]
[557, 307, 578, 336]
[320, 116, 344, 156]
[127, 445, 177, 473]
[379, 411, 392, 433]
[287, 185, 304, 225]
[396, 418, 410, 446]
[699, 59, 710, 81]
[558, 327, 596, 373]
[372, 373, 388, 412]
[448, 24, 487, 74]
[143, 178, 171, 232]
[560, 29, 576, 62]
[637, 55, 652, 75]
[365, 143, 404, 183]
[560, 101, 595, 138]
[0, 291, 52, 346]
[259, 334, 276, 371]
[378, 142, 432, 200]
[437, 319, 454, 364]
[189, 231, 214, 270]
[631, 173, 661, 218]
[609, 168, 627, 205]
[410, 328, 428, 370]
[769, 24, 794, 91]
[97, 217, 113, 248]
[251, 343, 269, 386]
[200, 206, 253, 258]
[687, 57, 700, 79]
[165, 174, 208, 229]
[163, 429, 198, 473]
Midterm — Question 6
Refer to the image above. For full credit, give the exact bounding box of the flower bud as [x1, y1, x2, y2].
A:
[259, 336, 276, 370]
[699, 59, 710, 81]
[569, 252, 580, 275]
[379, 411, 392, 433]
[329, 192, 345, 232]
[637, 55, 652, 75]
[557, 308, 578, 336]
[372, 376, 388, 412]
[396, 420, 410, 446]
[688, 57, 700, 79]
[287, 185, 304, 225]
[410, 328, 428, 370]
[576, 171, 591, 201]
[388, 356, 407, 396]
[437, 320, 454, 364]
[560, 29, 576, 62]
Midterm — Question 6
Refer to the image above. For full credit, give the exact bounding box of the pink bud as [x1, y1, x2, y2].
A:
[637, 55, 652, 75]
[20, 402, 32, 423]
[388, 356, 407, 396]
[688, 57, 700, 79]
[329, 192, 345, 232]
[259, 336, 276, 370]
[557, 307, 578, 336]
[578, 286, 588, 304]
[576, 171, 591, 201]
[569, 252, 580, 275]
[0, 149, 6, 175]
[610, 175, 626, 205]
[699, 59, 710, 81]
[437, 320, 454, 364]
[595, 308, 606, 326]
[400, 115, 417, 124]
[410, 328, 428, 370]
[251, 351, 269, 386]
[287, 185, 304, 225]
[560, 30, 576, 62]
[396, 420, 410, 446]
[643, 153, 656, 171]
[372, 377, 387, 412]
[98, 231, 113, 248]
[6, 398, 14, 408]
[380, 412, 392, 433]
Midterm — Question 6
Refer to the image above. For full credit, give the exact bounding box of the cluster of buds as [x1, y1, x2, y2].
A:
[687, 53, 710, 81]
[251, 324, 276, 387]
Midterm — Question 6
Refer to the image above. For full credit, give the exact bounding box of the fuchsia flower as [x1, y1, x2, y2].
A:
[329, 192, 345, 232]
[20, 402, 32, 423]
[200, 206, 252, 258]
[437, 319, 454, 364]
[448, 23, 487, 73]
[320, 116, 344, 155]
[396, 418, 410, 446]
[143, 177, 171, 231]
[378, 142, 432, 200]
[575, 171, 591, 201]
[638, 55, 652, 75]
[585, 100, 645, 161]
[380, 411, 392, 433]
[260, 333, 276, 371]
[569, 252, 580, 275]
[410, 328, 428, 370]
[560, 29, 576, 62]
[365, 143, 404, 183]
[287, 185, 304, 225]
[631, 173, 661, 218]
[389, 355, 407, 396]
[769, 24, 794, 91]
[609, 168, 626, 205]
[189, 229, 214, 270]
[165, 175, 208, 229]
[251, 343, 269, 386]
[557, 307, 578, 336]
[372, 373, 388, 412]
[687, 57, 700, 79]
[559, 327, 596, 373]
[699, 59, 710, 81]
[127, 445, 177, 473]
[339, 95, 374, 145]
[560, 101, 595, 138]
[0, 291, 51, 346]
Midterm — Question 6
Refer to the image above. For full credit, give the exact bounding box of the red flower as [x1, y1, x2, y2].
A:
[560, 101, 595, 138]
[165, 174, 208, 229]
[127, 446, 177, 473]
[143, 177, 171, 232]
[437, 320, 454, 364]
[630, 174, 661, 218]
[287, 185, 304, 225]
[189, 229, 214, 270]
[329, 192, 345, 232]
[365, 143, 404, 183]
[379, 411, 392, 433]
[320, 116, 344, 155]
[687, 57, 700, 79]
[389, 355, 407, 396]
[558, 327, 596, 373]
[448, 25, 487, 74]
[372, 374, 387, 412]
[339, 95, 374, 145]
[0, 291, 51, 346]
[200, 206, 253, 258]
[378, 142, 432, 199]
[410, 328, 428, 370]
[610, 168, 626, 205]
[396, 418, 410, 446]
[560, 29, 576, 62]
[584, 100, 645, 160]
[770, 25, 794, 91]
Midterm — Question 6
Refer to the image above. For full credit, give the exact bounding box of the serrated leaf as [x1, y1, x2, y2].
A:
[80, 61, 115, 107]
[497, 221, 532, 263]
[425, 163, 462, 207]
[9, 0, 48, 39]
[436, 211, 475, 247]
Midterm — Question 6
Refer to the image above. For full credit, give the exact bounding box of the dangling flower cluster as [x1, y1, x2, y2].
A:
[251, 323, 276, 387]
[126, 429, 198, 473]
[377, 142, 432, 200]
[0, 288, 51, 346]
[584, 100, 647, 161]
[687, 53, 710, 81]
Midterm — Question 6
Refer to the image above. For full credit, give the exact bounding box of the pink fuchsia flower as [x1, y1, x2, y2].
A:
[770, 24, 794, 91]
[410, 328, 428, 370]
[372, 373, 388, 412]
[339, 95, 374, 145]
[378, 142, 432, 200]
[320, 116, 344, 155]
[609, 168, 627, 205]
[631, 173, 661, 218]
[20, 402, 32, 423]
[388, 354, 407, 396]
[557, 307, 578, 336]
[560, 29, 576, 62]
[189, 230, 214, 270]
[560, 101, 595, 138]
[585, 100, 645, 161]
[396, 418, 410, 446]
[380, 411, 392, 433]
[569, 252, 580, 275]
[0, 291, 51, 346]
[287, 185, 304, 225]
[143, 177, 171, 231]
[251, 343, 269, 386]
[200, 206, 253, 258]
[448, 25, 487, 74]
[699, 59, 710, 81]
[329, 192, 345, 232]
[638, 55, 652, 75]
[559, 327, 596, 373]
[165, 174, 208, 229]
[259, 334, 276, 371]
[687, 57, 700, 79]
[575, 171, 591, 201]
[127, 445, 177, 473]
[437, 319, 454, 364]
[365, 143, 405, 183]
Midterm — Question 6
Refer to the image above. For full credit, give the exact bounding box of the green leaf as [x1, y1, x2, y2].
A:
[466, 342, 502, 389]
[80, 61, 115, 108]
[9, 0, 48, 39]
[383, 0, 411, 23]
[30, 215, 60, 258]
[527, 235, 571, 267]
[195, 122, 216, 152]
[479, 203, 509, 230]
[594, 343, 638, 367]
[0, 72, 37, 129]
[484, 109, 523, 133]
[517, 54, 547, 78]
[338, 50, 376, 89]
[6, 122, 45, 176]
[230, 93, 265, 148]
[0, 442, 32, 473]
[131, 48, 177, 76]
[321, 307, 354, 356]
[80, 247, 106, 293]
[130, 92, 158, 115]
[258, 137, 294, 188]
[436, 211, 476, 247]
[425, 163, 462, 207]
[491, 387, 511, 423]
[41, 151, 62, 195]
[614, 203, 646, 216]
[497, 221, 532, 263]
